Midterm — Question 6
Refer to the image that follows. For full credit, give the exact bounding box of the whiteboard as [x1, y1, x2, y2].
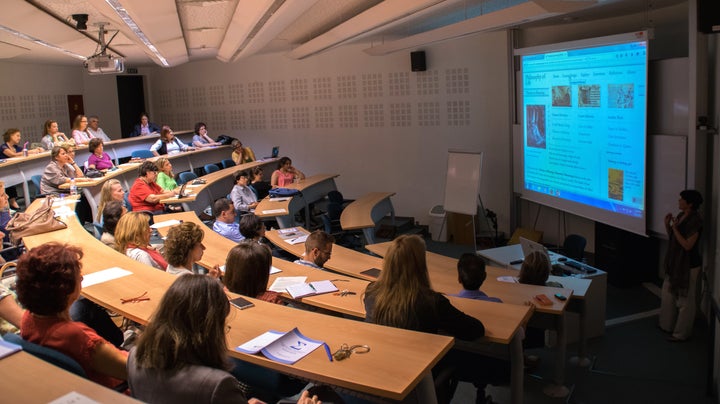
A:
[647, 135, 686, 236]
[443, 151, 482, 216]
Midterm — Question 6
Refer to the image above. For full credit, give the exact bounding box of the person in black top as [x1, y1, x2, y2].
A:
[363, 234, 507, 404]
[660, 189, 703, 342]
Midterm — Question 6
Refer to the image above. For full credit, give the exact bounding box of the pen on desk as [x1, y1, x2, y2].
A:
[323, 343, 333, 362]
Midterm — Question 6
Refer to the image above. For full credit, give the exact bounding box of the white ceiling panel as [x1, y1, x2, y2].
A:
[0, 0, 685, 67]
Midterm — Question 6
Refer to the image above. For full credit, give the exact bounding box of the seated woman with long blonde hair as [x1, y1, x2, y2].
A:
[364, 234, 506, 404]
[115, 212, 167, 270]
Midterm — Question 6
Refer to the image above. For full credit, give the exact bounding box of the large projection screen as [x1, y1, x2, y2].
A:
[515, 32, 649, 236]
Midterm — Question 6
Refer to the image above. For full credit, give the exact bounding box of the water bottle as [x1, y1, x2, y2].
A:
[70, 178, 77, 195]
[22, 148, 28, 157]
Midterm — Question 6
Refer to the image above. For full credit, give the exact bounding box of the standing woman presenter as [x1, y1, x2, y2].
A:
[659, 189, 703, 342]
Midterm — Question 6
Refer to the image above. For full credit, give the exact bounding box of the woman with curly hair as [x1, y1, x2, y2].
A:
[164, 222, 219, 278]
[16, 242, 127, 388]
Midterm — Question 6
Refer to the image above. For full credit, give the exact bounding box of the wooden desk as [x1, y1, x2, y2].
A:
[265, 227, 384, 282]
[340, 192, 396, 245]
[477, 243, 606, 369]
[159, 159, 277, 214]
[366, 241, 576, 398]
[153, 212, 369, 319]
[0, 351, 141, 403]
[255, 174, 339, 228]
[266, 228, 531, 404]
[23, 211, 453, 401]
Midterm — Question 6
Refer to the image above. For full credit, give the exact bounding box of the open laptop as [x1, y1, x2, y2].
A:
[271, 146, 279, 158]
[176, 182, 189, 198]
[519, 237, 555, 271]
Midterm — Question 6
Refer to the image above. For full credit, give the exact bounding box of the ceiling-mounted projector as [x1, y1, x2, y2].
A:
[83, 21, 124, 75]
[85, 54, 124, 74]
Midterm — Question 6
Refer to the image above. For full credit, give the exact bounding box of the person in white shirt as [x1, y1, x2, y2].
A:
[86, 115, 112, 142]
[71, 115, 92, 145]
[150, 126, 194, 156]
[229, 170, 258, 213]
[211, 198, 244, 243]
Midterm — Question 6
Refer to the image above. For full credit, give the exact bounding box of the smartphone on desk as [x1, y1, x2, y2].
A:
[229, 296, 254, 310]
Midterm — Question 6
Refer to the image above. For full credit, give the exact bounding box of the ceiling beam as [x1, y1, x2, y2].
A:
[363, 0, 597, 56]
[287, 0, 447, 60]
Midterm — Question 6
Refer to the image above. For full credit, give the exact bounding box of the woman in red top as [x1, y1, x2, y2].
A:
[16, 242, 127, 388]
[128, 161, 177, 213]
[223, 241, 284, 304]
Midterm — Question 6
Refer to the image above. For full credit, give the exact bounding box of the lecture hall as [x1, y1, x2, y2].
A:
[0, 1, 718, 403]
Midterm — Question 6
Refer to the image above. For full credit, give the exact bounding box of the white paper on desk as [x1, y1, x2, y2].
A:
[269, 197, 291, 202]
[278, 227, 298, 234]
[260, 327, 326, 365]
[284, 234, 308, 245]
[186, 184, 202, 188]
[82, 267, 132, 288]
[0, 338, 21, 359]
[268, 276, 306, 292]
[262, 208, 287, 214]
[53, 206, 75, 218]
[497, 276, 519, 283]
[52, 198, 79, 207]
[151, 219, 182, 229]
[48, 392, 100, 404]
[236, 330, 286, 354]
[286, 280, 338, 299]
[270, 266, 281, 274]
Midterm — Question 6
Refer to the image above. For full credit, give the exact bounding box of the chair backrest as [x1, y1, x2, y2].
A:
[131, 150, 154, 159]
[562, 234, 587, 260]
[221, 159, 235, 169]
[204, 164, 219, 174]
[178, 171, 197, 185]
[2, 333, 87, 378]
[327, 191, 345, 221]
[92, 222, 104, 239]
[30, 175, 42, 192]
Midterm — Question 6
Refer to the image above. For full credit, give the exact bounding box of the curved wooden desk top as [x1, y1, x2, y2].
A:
[265, 228, 383, 282]
[0, 351, 141, 403]
[340, 191, 395, 230]
[153, 212, 369, 319]
[264, 227, 531, 344]
[365, 242, 571, 314]
[255, 174, 339, 218]
[160, 158, 277, 205]
[22, 208, 454, 400]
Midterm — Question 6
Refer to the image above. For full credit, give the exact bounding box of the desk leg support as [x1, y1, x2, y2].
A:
[362, 228, 376, 245]
[570, 299, 592, 367]
[543, 312, 569, 398]
[509, 333, 524, 404]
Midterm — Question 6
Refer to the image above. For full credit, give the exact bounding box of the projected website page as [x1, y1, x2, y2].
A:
[522, 41, 647, 218]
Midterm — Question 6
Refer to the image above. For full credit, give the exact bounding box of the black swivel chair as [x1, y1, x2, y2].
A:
[561, 234, 587, 261]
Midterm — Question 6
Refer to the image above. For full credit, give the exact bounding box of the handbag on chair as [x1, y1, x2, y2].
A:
[6, 197, 67, 245]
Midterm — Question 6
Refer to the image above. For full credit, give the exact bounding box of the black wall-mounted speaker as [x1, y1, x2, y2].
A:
[411, 51, 426, 72]
[699, 0, 720, 34]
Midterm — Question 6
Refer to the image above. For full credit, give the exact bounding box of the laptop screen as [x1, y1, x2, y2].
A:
[519, 237, 554, 271]
[271, 146, 279, 158]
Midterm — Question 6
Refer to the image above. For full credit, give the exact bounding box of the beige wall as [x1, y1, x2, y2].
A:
[146, 31, 513, 233]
